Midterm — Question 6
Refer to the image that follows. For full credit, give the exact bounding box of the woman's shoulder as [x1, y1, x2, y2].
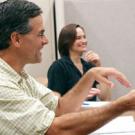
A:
[53, 56, 71, 65]
[49, 56, 70, 70]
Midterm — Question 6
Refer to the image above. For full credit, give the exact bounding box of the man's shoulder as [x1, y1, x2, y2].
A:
[0, 77, 19, 90]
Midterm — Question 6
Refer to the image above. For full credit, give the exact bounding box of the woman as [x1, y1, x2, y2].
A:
[47, 24, 111, 101]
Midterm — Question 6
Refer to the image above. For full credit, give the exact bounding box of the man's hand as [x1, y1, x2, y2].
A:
[89, 67, 131, 89]
[56, 67, 131, 115]
[116, 89, 135, 111]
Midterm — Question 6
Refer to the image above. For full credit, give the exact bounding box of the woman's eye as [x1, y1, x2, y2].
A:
[39, 33, 45, 36]
[76, 36, 86, 40]
[76, 36, 81, 39]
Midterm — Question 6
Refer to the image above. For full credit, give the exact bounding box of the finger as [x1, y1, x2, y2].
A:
[87, 52, 98, 56]
[86, 54, 97, 59]
[87, 93, 100, 98]
[86, 55, 100, 63]
[86, 50, 93, 55]
[115, 75, 131, 88]
[87, 92, 99, 98]
[86, 57, 99, 65]
[85, 51, 95, 58]
[105, 68, 131, 88]
[90, 88, 101, 93]
[87, 56, 98, 60]
[87, 88, 101, 98]
[95, 75, 114, 88]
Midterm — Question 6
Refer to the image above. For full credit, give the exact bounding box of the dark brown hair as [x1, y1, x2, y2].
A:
[58, 23, 84, 57]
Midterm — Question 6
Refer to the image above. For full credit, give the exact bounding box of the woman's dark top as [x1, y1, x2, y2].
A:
[47, 56, 98, 101]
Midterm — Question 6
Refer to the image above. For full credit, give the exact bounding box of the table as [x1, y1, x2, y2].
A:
[83, 101, 135, 135]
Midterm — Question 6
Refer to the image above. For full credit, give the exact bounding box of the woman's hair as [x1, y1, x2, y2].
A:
[58, 23, 84, 57]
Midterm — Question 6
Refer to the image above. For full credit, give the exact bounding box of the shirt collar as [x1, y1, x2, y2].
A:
[62, 56, 87, 65]
[0, 58, 28, 83]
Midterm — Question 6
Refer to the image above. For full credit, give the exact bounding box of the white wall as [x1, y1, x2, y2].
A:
[55, 0, 135, 99]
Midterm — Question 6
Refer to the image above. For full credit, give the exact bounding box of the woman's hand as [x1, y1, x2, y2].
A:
[86, 88, 101, 100]
[84, 50, 101, 67]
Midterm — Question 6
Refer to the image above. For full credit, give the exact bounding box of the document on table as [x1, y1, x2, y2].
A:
[90, 116, 135, 135]
[82, 102, 135, 135]
[82, 101, 109, 108]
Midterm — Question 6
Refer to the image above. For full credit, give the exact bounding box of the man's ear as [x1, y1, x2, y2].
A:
[10, 32, 21, 48]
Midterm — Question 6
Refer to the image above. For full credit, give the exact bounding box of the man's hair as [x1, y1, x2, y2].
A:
[0, 0, 42, 50]
[58, 23, 85, 57]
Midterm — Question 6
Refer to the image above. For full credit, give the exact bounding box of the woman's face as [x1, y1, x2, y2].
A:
[70, 27, 87, 55]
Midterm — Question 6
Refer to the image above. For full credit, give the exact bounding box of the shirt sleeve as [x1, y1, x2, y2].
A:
[47, 62, 67, 95]
[0, 86, 56, 135]
[28, 76, 59, 111]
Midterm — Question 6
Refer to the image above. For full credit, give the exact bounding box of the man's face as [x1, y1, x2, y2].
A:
[18, 15, 48, 64]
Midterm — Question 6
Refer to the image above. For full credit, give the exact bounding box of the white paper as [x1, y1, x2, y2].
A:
[90, 116, 135, 135]
[82, 101, 109, 108]
[82, 102, 135, 135]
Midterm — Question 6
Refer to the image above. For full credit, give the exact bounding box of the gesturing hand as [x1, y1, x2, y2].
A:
[89, 67, 131, 89]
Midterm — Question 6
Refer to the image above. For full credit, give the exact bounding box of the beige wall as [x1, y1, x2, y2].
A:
[60, 0, 135, 99]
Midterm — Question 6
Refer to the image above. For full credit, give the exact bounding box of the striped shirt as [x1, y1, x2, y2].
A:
[0, 58, 58, 135]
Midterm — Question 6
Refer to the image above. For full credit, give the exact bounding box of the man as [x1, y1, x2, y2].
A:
[0, 0, 135, 135]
